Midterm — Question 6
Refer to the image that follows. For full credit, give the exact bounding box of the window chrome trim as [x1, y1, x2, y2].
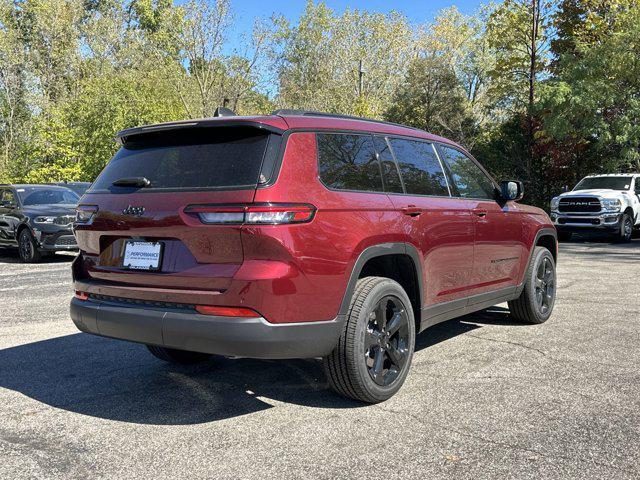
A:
[379, 135, 407, 194]
[430, 142, 452, 197]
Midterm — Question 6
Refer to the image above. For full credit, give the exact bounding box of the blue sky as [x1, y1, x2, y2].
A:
[225, 0, 484, 52]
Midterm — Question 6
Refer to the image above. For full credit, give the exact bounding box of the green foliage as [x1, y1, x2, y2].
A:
[486, 0, 552, 115]
[385, 56, 477, 147]
[23, 163, 83, 183]
[0, 0, 270, 183]
[272, 0, 414, 118]
[0, 0, 638, 208]
[541, 1, 640, 179]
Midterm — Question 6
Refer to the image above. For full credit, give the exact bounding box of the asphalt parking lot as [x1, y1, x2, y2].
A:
[0, 237, 639, 480]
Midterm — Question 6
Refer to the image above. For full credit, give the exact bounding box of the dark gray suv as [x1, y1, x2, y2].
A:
[0, 184, 79, 262]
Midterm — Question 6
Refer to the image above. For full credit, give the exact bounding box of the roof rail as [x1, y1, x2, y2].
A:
[271, 109, 424, 132]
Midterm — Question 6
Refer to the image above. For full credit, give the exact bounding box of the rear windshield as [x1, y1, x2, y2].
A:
[574, 176, 632, 191]
[91, 127, 272, 191]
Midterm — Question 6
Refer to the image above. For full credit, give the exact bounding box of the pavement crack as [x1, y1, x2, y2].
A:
[377, 406, 638, 476]
[464, 333, 548, 356]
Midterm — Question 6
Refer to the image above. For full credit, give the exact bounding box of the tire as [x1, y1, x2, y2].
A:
[508, 246, 556, 324]
[18, 229, 41, 263]
[614, 213, 633, 243]
[146, 345, 212, 365]
[557, 231, 572, 242]
[323, 276, 416, 403]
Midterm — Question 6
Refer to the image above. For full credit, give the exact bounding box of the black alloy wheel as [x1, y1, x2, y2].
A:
[324, 276, 416, 403]
[365, 295, 411, 386]
[534, 256, 555, 315]
[508, 246, 556, 324]
[18, 229, 41, 263]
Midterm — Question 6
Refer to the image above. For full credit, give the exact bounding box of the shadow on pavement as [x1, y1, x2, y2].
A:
[0, 248, 75, 264]
[559, 236, 640, 262]
[0, 308, 516, 425]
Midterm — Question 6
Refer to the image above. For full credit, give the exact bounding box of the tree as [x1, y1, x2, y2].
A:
[487, 0, 553, 116]
[398, 6, 495, 148]
[420, 7, 493, 112]
[541, 2, 640, 177]
[0, 1, 30, 179]
[170, 0, 271, 117]
[551, 0, 636, 64]
[385, 56, 477, 147]
[271, 0, 414, 117]
[485, 0, 554, 198]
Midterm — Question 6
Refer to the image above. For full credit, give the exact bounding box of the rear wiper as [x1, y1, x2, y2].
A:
[112, 177, 151, 188]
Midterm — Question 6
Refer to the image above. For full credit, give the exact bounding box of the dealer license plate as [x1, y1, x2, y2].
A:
[122, 241, 163, 270]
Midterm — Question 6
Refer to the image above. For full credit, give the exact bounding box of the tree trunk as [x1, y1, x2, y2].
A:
[527, 0, 539, 200]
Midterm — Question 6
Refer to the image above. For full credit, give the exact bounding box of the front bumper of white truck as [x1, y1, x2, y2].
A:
[550, 212, 622, 232]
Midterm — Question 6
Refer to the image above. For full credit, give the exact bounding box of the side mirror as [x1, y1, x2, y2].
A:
[500, 180, 524, 202]
[561, 185, 569, 193]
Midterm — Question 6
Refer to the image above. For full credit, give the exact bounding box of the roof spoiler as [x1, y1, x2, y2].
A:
[115, 120, 284, 146]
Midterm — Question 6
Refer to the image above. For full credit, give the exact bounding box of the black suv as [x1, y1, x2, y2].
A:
[0, 184, 80, 262]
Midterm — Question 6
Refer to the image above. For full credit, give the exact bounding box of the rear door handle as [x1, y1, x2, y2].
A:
[473, 209, 487, 218]
[401, 206, 423, 217]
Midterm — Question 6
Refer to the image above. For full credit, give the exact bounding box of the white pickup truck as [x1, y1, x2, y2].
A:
[550, 174, 640, 242]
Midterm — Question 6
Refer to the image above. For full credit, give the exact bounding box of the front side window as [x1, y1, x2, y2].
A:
[438, 145, 495, 199]
[317, 133, 383, 192]
[388, 138, 449, 196]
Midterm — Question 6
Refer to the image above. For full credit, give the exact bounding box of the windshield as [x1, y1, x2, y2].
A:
[91, 127, 271, 191]
[58, 183, 90, 196]
[574, 176, 632, 191]
[17, 187, 80, 206]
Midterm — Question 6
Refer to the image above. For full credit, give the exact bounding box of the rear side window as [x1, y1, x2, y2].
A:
[374, 137, 403, 194]
[438, 145, 495, 199]
[388, 139, 449, 196]
[92, 127, 272, 191]
[317, 133, 383, 192]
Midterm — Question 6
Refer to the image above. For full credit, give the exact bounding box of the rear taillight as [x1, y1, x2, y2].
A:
[75, 291, 89, 301]
[185, 203, 315, 225]
[195, 305, 261, 317]
[75, 205, 98, 224]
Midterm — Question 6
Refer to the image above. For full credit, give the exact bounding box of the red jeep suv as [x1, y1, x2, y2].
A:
[71, 110, 557, 403]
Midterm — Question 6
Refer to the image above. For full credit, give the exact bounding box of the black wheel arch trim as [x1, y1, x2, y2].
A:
[514, 227, 557, 297]
[338, 242, 423, 317]
[530, 227, 558, 263]
[339, 231, 556, 331]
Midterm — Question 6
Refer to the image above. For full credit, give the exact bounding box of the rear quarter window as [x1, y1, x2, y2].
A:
[317, 133, 383, 192]
[92, 127, 273, 191]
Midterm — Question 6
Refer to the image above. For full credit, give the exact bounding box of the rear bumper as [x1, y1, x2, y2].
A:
[70, 297, 344, 359]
